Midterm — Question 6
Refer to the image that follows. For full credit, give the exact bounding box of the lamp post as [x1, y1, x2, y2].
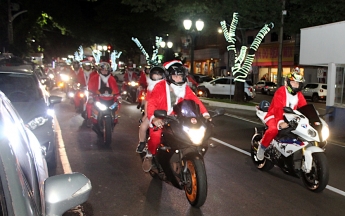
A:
[183, 19, 204, 74]
[277, 0, 286, 87]
[7, 0, 27, 46]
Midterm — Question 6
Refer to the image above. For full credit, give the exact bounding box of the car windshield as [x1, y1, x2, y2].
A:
[0, 73, 41, 102]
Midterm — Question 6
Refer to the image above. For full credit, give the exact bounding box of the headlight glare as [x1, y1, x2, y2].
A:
[95, 101, 107, 111]
[321, 125, 329, 141]
[183, 126, 206, 145]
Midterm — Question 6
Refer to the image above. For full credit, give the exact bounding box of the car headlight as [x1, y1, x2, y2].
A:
[95, 101, 107, 111]
[183, 126, 206, 145]
[60, 74, 69, 81]
[26, 116, 49, 130]
[321, 125, 329, 141]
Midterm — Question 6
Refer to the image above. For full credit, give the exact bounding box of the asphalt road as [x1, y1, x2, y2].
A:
[50, 88, 345, 216]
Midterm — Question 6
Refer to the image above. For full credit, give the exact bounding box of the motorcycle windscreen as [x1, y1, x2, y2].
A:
[173, 100, 201, 118]
[298, 104, 323, 133]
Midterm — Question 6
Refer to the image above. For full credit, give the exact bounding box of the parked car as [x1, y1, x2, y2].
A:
[192, 74, 214, 84]
[302, 83, 327, 102]
[112, 69, 125, 82]
[197, 77, 256, 101]
[0, 90, 92, 216]
[254, 80, 268, 93]
[261, 81, 278, 95]
[0, 67, 62, 168]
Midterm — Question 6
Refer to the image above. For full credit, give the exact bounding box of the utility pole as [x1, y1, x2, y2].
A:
[277, 0, 286, 87]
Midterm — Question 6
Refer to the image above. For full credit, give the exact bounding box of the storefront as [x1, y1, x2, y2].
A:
[300, 21, 345, 139]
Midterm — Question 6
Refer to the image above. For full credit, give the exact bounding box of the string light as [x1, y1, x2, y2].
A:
[74, 45, 84, 62]
[132, 36, 162, 65]
[110, 50, 122, 71]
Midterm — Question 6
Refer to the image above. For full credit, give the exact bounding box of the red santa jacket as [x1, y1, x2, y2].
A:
[123, 71, 139, 83]
[264, 86, 307, 125]
[70, 68, 84, 84]
[88, 74, 119, 95]
[138, 71, 148, 88]
[147, 80, 209, 124]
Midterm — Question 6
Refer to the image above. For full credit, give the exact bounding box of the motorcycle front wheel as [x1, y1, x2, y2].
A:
[102, 117, 112, 145]
[301, 152, 329, 192]
[184, 157, 207, 208]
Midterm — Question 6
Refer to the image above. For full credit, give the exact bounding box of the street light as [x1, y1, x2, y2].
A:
[183, 19, 204, 74]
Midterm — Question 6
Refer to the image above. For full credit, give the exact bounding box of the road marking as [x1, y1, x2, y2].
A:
[54, 115, 72, 173]
[210, 136, 345, 197]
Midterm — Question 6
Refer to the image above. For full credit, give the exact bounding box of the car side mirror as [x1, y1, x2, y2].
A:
[49, 95, 62, 105]
[45, 173, 92, 216]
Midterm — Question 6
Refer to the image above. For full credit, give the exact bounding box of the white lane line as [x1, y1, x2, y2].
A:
[210, 136, 345, 197]
[54, 115, 72, 174]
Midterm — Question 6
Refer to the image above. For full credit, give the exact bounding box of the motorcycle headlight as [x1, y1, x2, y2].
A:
[183, 126, 206, 145]
[26, 116, 49, 130]
[129, 81, 139, 86]
[48, 73, 54, 79]
[321, 125, 330, 141]
[68, 92, 75, 98]
[95, 101, 107, 111]
[60, 74, 69, 81]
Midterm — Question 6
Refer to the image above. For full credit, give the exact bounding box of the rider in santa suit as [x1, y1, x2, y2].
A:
[86, 62, 120, 126]
[142, 60, 211, 172]
[122, 62, 139, 92]
[257, 68, 307, 160]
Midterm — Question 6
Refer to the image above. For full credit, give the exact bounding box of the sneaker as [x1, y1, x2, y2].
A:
[257, 144, 266, 161]
[136, 142, 146, 153]
[142, 154, 153, 172]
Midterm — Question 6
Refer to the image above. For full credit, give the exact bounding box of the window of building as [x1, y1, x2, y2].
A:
[335, 67, 345, 106]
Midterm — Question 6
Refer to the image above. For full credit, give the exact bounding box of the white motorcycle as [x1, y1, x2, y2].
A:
[251, 100, 330, 192]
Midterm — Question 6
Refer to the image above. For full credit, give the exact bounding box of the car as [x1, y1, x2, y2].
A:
[261, 81, 278, 95]
[254, 80, 269, 93]
[112, 69, 125, 82]
[196, 77, 256, 101]
[0, 67, 62, 168]
[191, 74, 214, 84]
[302, 83, 327, 102]
[0, 90, 92, 216]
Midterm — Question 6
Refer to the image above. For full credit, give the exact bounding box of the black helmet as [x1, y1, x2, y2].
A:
[163, 60, 187, 86]
[286, 68, 305, 95]
[98, 62, 112, 76]
[149, 66, 165, 81]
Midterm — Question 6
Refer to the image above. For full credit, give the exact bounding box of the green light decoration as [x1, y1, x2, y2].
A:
[220, 13, 274, 83]
[132, 36, 162, 65]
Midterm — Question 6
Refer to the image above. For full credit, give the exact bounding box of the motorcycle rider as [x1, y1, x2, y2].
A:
[121, 62, 139, 92]
[257, 68, 307, 160]
[136, 66, 150, 109]
[86, 62, 121, 127]
[136, 66, 165, 153]
[142, 60, 211, 172]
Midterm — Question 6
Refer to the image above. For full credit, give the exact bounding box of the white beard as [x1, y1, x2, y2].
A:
[99, 74, 110, 85]
[170, 83, 186, 99]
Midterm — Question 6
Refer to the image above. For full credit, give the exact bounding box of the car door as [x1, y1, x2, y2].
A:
[208, 78, 228, 94]
[303, 84, 317, 97]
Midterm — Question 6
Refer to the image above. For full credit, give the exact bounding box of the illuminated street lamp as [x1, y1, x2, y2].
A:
[183, 19, 204, 74]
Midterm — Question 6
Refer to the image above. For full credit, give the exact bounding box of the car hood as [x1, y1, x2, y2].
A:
[12, 99, 48, 123]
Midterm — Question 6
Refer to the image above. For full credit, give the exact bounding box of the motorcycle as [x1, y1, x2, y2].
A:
[251, 100, 330, 192]
[90, 87, 120, 145]
[68, 83, 88, 116]
[121, 81, 139, 103]
[141, 100, 225, 207]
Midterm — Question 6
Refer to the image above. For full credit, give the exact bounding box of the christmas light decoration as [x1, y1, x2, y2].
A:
[132, 36, 162, 65]
[110, 50, 122, 72]
[92, 50, 101, 65]
[220, 13, 273, 83]
[74, 45, 84, 62]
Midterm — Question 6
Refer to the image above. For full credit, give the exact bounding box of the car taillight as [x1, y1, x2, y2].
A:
[249, 87, 253, 92]
[265, 86, 268, 89]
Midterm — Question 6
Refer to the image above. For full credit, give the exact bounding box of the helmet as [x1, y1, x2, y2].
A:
[163, 60, 187, 86]
[98, 62, 112, 76]
[144, 66, 150, 75]
[82, 60, 93, 71]
[286, 68, 305, 95]
[72, 60, 80, 68]
[149, 66, 165, 81]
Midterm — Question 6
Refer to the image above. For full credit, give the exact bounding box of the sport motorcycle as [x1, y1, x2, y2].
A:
[142, 100, 225, 207]
[251, 100, 330, 192]
[121, 81, 139, 103]
[90, 87, 119, 145]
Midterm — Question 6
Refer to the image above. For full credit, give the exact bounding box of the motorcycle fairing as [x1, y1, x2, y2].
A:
[302, 145, 324, 173]
[273, 139, 305, 157]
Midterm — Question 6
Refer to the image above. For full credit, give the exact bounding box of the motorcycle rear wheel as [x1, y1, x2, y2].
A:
[251, 134, 274, 171]
[184, 157, 207, 208]
[301, 152, 329, 192]
[103, 117, 112, 145]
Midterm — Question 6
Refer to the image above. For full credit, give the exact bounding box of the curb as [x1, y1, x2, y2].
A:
[199, 98, 256, 111]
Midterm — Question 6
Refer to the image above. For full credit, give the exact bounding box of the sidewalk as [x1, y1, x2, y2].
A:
[200, 98, 345, 147]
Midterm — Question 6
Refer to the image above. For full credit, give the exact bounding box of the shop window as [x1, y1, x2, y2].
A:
[335, 67, 345, 106]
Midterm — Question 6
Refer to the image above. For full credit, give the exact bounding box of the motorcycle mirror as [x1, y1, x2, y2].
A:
[211, 108, 226, 118]
[283, 107, 294, 113]
[154, 110, 167, 118]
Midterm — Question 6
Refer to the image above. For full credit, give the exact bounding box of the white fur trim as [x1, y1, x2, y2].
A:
[147, 78, 164, 91]
[264, 115, 274, 123]
[203, 113, 210, 117]
[171, 83, 186, 99]
[166, 82, 172, 115]
[163, 60, 182, 69]
[149, 115, 155, 128]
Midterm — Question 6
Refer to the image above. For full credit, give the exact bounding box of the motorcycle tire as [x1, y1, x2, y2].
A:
[184, 157, 207, 208]
[103, 117, 112, 145]
[301, 152, 329, 192]
[250, 134, 274, 171]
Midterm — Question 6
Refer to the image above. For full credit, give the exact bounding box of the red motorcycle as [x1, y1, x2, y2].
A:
[90, 87, 120, 145]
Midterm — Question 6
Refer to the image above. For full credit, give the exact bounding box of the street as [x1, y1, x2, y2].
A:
[50, 88, 345, 216]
